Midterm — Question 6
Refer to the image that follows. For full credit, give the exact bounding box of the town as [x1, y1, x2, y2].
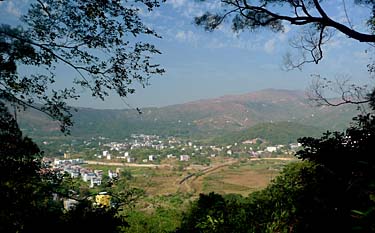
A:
[42, 134, 301, 191]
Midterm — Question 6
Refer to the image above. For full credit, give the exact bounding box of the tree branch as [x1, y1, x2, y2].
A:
[217, 0, 375, 42]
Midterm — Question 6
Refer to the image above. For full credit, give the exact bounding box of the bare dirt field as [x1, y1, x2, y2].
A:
[85, 158, 296, 197]
[185, 158, 295, 196]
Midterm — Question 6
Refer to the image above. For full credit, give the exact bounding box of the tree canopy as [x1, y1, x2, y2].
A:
[0, 1, 165, 231]
[184, 2, 375, 232]
[0, 101, 133, 232]
[195, 0, 375, 109]
[196, 0, 375, 69]
[0, 0, 165, 132]
[178, 112, 375, 232]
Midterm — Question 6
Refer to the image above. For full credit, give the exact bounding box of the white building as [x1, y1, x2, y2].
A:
[108, 170, 118, 180]
[90, 177, 102, 188]
[82, 172, 96, 182]
[63, 199, 78, 211]
[149, 155, 157, 161]
[69, 171, 80, 178]
[290, 143, 302, 149]
[266, 146, 277, 153]
[180, 155, 190, 161]
[127, 157, 135, 163]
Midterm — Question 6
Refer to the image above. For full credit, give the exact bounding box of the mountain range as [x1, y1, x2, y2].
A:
[17, 89, 359, 142]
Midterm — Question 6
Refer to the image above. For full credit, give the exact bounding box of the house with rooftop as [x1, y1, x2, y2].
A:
[180, 155, 190, 161]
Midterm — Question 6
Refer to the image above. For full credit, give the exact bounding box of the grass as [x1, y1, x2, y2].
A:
[200, 159, 295, 196]
[83, 158, 296, 197]
[81, 158, 296, 224]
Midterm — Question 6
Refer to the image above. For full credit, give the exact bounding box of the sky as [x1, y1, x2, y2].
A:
[0, 0, 374, 109]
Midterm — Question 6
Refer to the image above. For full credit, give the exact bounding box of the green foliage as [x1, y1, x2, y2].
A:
[16, 89, 358, 140]
[295, 113, 375, 232]
[1, 0, 165, 132]
[178, 111, 375, 232]
[212, 121, 324, 145]
[0, 101, 58, 232]
[196, 1, 375, 69]
[60, 200, 127, 233]
[122, 193, 192, 233]
[121, 169, 133, 181]
[0, 102, 129, 232]
[177, 192, 248, 233]
[124, 207, 182, 233]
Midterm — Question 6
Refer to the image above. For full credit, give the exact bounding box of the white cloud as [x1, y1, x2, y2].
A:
[167, 0, 222, 18]
[175, 30, 199, 44]
[278, 24, 291, 41]
[353, 50, 371, 63]
[264, 39, 276, 54]
[5, 2, 21, 17]
[207, 38, 226, 49]
[169, 0, 187, 8]
[175, 31, 186, 40]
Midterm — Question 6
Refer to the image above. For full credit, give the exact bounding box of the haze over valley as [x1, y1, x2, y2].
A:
[20, 89, 357, 142]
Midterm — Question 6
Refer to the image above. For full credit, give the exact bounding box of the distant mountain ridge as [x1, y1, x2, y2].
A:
[17, 89, 359, 139]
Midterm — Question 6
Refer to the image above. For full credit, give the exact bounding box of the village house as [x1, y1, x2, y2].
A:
[180, 155, 190, 161]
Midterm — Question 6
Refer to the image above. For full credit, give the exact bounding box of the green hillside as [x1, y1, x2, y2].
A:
[16, 89, 358, 140]
[211, 122, 326, 145]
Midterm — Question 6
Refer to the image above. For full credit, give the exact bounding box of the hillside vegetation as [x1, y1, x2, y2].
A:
[211, 122, 324, 145]
[17, 89, 358, 140]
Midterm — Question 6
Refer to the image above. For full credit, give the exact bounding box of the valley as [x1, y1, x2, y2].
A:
[19, 89, 362, 232]
[18, 89, 358, 140]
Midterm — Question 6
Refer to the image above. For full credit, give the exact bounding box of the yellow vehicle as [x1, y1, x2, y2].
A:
[95, 192, 111, 207]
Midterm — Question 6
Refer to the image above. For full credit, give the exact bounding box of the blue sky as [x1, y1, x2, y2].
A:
[0, 0, 373, 109]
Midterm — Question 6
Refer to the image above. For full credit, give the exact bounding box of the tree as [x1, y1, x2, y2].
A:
[177, 193, 248, 233]
[295, 112, 375, 232]
[196, 0, 374, 67]
[179, 121, 375, 232]
[0, 101, 131, 232]
[0, 0, 165, 132]
[306, 73, 372, 110]
[0, 1, 166, 231]
[0, 101, 60, 232]
[190, 1, 375, 232]
[196, 0, 375, 107]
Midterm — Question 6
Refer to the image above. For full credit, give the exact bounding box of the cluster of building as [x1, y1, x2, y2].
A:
[43, 157, 121, 211]
[95, 134, 303, 163]
[48, 134, 304, 168]
[51, 159, 120, 188]
[92, 134, 194, 163]
[242, 140, 302, 157]
[100, 134, 164, 152]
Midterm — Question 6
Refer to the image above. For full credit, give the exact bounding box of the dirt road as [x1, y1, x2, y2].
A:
[85, 160, 169, 168]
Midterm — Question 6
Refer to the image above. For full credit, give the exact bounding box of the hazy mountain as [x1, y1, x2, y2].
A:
[17, 89, 359, 140]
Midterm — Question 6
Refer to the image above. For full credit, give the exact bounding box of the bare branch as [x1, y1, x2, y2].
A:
[197, 0, 375, 69]
[307, 74, 371, 112]
[283, 26, 333, 70]
[342, 0, 354, 30]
